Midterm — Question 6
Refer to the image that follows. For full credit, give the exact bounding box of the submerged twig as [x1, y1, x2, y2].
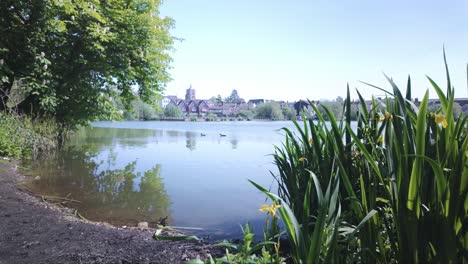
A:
[40, 195, 81, 203]
[17, 186, 81, 204]
[74, 210, 88, 221]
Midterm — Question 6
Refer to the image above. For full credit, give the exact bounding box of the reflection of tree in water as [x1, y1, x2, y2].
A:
[29, 140, 171, 227]
[93, 161, 170, 225]
[185, 131, 197, 151]
[230, 138, 238, 149]
[68, 127, 161, 149]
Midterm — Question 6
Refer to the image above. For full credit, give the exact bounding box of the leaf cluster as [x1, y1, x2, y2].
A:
[0, 0, 174, 129]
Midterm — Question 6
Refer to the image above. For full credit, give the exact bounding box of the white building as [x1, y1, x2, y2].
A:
[161, 95, 178, 108]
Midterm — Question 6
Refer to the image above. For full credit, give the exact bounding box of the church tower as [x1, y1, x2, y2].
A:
[185, 84, 196, 101]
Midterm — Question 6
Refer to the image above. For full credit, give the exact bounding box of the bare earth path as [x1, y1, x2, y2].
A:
[0, 161, 220, 264]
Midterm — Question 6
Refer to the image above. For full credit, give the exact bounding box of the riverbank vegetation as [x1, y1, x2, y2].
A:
[0, 0, 174, 158]
[195, 59, 467, 263]
[0, 112, 59, 158]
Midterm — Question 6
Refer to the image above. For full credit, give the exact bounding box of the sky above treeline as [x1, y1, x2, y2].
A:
[160, 0, 468, 101]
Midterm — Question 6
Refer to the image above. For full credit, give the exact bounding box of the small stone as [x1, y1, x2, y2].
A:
[137, 221, 149, 229]
[34, 176, 41, 180]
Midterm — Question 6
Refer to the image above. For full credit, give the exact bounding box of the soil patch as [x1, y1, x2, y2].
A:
[0, 160, 222, 263]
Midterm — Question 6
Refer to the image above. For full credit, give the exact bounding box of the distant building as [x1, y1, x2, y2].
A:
[185, 85, 196, 101]
[247, 99, 264, 108]
[233, 98, 246, 105]
[198, 100, 210, 116]
[221, 103, 240, 116]
[161, 95, 178, 108]
[177, 100, 189, 114]
[208, 106, 223, 116]
[456, 98, 468, 114]
[187, 100, 199, 116]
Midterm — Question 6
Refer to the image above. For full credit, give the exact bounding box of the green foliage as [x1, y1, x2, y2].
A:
[255, 102, 284, 120]
[0, 112, 59, 158]
[281, 107, 295, 120]
[192, 223, 285, 264]
[163, 104, 183, 118]
[225, 89, 241, 104]
[0, 0, 174, 128]
[251, 179, 376, 264]
[260, 58, 467, 263]
[317, 97, 345, 121]
[239, 110, 255, 120]
[205, 114, 218, 121]
[133, 99, 158, 120]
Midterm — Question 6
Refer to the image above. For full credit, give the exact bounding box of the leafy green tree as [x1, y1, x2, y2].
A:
[163, 104, 182, 118]
[216, 94, 223, 104]
[319, 98, 344, 120]
[0, 0, 174, 129]
[255, 102, 284, 120]
[133, 99, 157, 120]
[225, 89, 240, 103]
[282, 107, 295, 120]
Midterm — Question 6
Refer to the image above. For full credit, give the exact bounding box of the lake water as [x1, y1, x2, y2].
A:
[25, 121, 304, 239]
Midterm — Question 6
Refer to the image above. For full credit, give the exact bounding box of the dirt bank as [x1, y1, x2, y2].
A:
[0, 160, 221, 264]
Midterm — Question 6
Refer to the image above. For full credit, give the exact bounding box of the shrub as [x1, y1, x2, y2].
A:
[239, 109, 255, 120]
[0, 112, 59, 158]
[205, 114, 218, 121]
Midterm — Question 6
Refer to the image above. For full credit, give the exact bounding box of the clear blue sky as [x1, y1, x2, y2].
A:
[160, 0, 468, 101]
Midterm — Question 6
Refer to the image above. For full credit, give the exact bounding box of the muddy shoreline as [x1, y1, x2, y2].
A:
[0, 160, 222, 263]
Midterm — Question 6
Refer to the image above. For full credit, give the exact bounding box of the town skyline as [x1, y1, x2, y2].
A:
[159, 85, 468, 119]
[163, 83, 468, 103]
[160, 1, 468, 102]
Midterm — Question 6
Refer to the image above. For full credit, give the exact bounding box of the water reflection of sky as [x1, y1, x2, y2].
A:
[91, 122, 289, 230]
[29, 121, 302, 239]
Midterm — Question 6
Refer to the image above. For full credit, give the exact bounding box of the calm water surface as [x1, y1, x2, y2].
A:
[26, 121, 304, 239]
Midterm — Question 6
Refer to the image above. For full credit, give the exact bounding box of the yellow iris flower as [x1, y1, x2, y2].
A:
[379, 112, 392, 121]
[259, 203, 281, 217]
[434, 114, 448, 128]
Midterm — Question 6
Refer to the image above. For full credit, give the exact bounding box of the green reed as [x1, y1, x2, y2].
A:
[253, 55, 467, 263]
